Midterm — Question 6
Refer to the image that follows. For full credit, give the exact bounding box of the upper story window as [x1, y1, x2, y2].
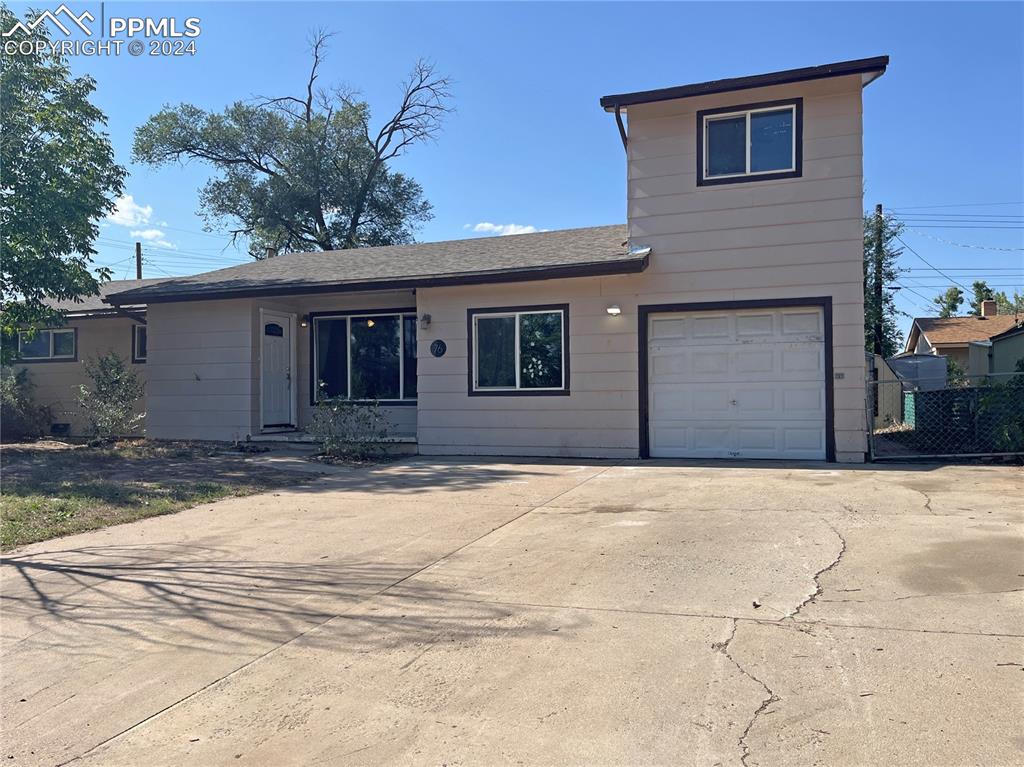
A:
[17, 328, 76, 361]
[698, 99, 802, 186]
[469, 305, 569, 396]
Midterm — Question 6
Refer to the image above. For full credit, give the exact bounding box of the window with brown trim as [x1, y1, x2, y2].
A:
[697, 98, 802, 186]
[17, 329, 76, 361]
[468, 305, 569, 396]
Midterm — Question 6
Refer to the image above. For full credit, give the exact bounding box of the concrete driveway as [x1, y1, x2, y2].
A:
[2, 458, 1021, 766]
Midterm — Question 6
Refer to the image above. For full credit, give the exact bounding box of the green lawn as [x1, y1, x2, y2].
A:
[1, 441, 312, 550]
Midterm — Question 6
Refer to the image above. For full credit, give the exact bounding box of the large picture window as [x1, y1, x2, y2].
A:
[312, 311, 416, 402]
[17, 328, 76, 361]
[698, 99, 801, 185]
[469, 305, 569, 395]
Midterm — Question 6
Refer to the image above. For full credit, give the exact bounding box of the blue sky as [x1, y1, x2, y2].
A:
[12, 1, 1024, 337]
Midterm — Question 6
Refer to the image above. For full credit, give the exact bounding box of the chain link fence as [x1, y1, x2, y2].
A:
[867, 372, 1024, 459]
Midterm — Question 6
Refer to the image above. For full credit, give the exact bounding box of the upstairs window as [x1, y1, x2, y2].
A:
[17, 329, 76, 361]
[698, 99, 801, 185]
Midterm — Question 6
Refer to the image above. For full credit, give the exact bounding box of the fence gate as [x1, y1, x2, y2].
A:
[867, 372, 1024, 460]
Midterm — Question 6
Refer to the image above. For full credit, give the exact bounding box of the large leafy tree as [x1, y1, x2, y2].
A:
[0, 5, 125, 357]
[994, 290, 1024, 316]
[863, 211, 905, 357]
[968, 280, 995, 316]
[133, 33, 452, 256]
[933, 286, 964, 318]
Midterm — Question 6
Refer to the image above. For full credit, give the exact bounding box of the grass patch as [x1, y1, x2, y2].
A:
[1, 440, 311, 550]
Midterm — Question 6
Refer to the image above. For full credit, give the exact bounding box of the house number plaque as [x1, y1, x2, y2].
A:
[430, 340, 447, 358]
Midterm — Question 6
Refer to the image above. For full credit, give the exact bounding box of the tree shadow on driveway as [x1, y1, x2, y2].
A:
[1, 543, 557, 660]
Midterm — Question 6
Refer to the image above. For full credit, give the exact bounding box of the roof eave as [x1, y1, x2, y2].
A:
[105, 255, 650, 306]
[600, 55, 889, 111]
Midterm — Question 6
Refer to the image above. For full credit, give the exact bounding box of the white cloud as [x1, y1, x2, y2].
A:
[106, 194, 153, 227]
[130, 229, 176, 249]
[465, 222, 547, 237]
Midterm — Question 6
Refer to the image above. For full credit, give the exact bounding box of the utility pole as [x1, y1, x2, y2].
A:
[135, 241, 143, 279]
[872, 203, 884, 356]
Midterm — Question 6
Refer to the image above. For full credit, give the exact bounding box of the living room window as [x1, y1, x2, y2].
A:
[698, 99, 801, 185]
[312, 311, 417, 402]
[17, 328, 76, 361]
[469, 305, 569, 395]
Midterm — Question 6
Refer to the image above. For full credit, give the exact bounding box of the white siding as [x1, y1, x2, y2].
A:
[146, 299, 256, 441]
[417, 74, 869, 461]
[14, 317, 146, 437]
[143, 292, 418, 442]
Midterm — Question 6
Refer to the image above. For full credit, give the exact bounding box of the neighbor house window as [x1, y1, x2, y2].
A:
[312, 311, 417, 402]
[17, 329, 76, 361]
[132, 325, 147, 363]
[698, 99, 801, 185]
[469, 305, 569, 395]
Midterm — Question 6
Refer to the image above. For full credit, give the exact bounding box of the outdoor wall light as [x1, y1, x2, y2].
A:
[606, 305, 622, 316]
[300, 314, 309, 328]
[420, 313, 432, 329]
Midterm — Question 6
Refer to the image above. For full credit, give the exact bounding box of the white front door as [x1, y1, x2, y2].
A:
[261, 311, 294, 427]
[648, 306, 827, 460]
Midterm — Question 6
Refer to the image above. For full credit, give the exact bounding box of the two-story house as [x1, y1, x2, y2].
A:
[105, 56, 888, 462]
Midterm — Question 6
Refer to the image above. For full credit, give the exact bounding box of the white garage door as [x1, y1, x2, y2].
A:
[648, 306, 826, 460]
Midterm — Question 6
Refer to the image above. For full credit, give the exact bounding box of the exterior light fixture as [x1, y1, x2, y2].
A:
[606, 305, 622, 316]
[419, 313, 432, 329]
[300, 314, 309, 328]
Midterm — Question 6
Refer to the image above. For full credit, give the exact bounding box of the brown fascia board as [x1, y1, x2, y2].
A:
[600, 55, 889, 111]
[105, 254, 651, 306]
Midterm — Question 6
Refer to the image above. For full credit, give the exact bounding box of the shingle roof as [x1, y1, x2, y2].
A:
[49, 279, 169, 316]
[599, 56, 889, 110]
[915, 315, 1020, 345]
[106, 225, 643, 305]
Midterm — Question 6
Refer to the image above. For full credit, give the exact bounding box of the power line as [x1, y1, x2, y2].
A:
[890, 201, 1024, 210]
[899, 228, 1024, 252]
[894, 235, 972, 291]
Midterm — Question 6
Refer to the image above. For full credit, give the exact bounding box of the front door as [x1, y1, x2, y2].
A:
[261, 312, 294, 427]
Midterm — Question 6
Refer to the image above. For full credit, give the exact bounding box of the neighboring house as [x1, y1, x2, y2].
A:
[12, 279, 159, 435]
[106, 56, 889, 462]
[904, 300, 1019, 377]
[987, 324, 1024, 375]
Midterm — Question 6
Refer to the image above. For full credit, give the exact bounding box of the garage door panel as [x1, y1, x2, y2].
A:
[692, 351, 730, 375]
[736, 313, 776, 337]
[781, 310, 823, 336]
[648, 306, 826, 460]
[781, 348, 823, 374]
[782, 387, 825, 414]
[691, 315, 731, 338]
[735, 350, 776, 374]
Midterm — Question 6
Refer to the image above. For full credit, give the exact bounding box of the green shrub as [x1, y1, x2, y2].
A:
[308, 393, 391, 460]
[0, 367, 50, 440]
[77, 352, 145, 443]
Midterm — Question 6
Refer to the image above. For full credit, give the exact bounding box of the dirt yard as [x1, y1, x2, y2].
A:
[0, 440, 315, 549]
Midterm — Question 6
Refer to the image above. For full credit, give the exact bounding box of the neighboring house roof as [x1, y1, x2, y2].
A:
[599, 56, 889, 111]
[106, 225, 646, 305]
[990, 323, 1024, 342]
[48, 278, 168, 317]
[907, 315, 1021, 349]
